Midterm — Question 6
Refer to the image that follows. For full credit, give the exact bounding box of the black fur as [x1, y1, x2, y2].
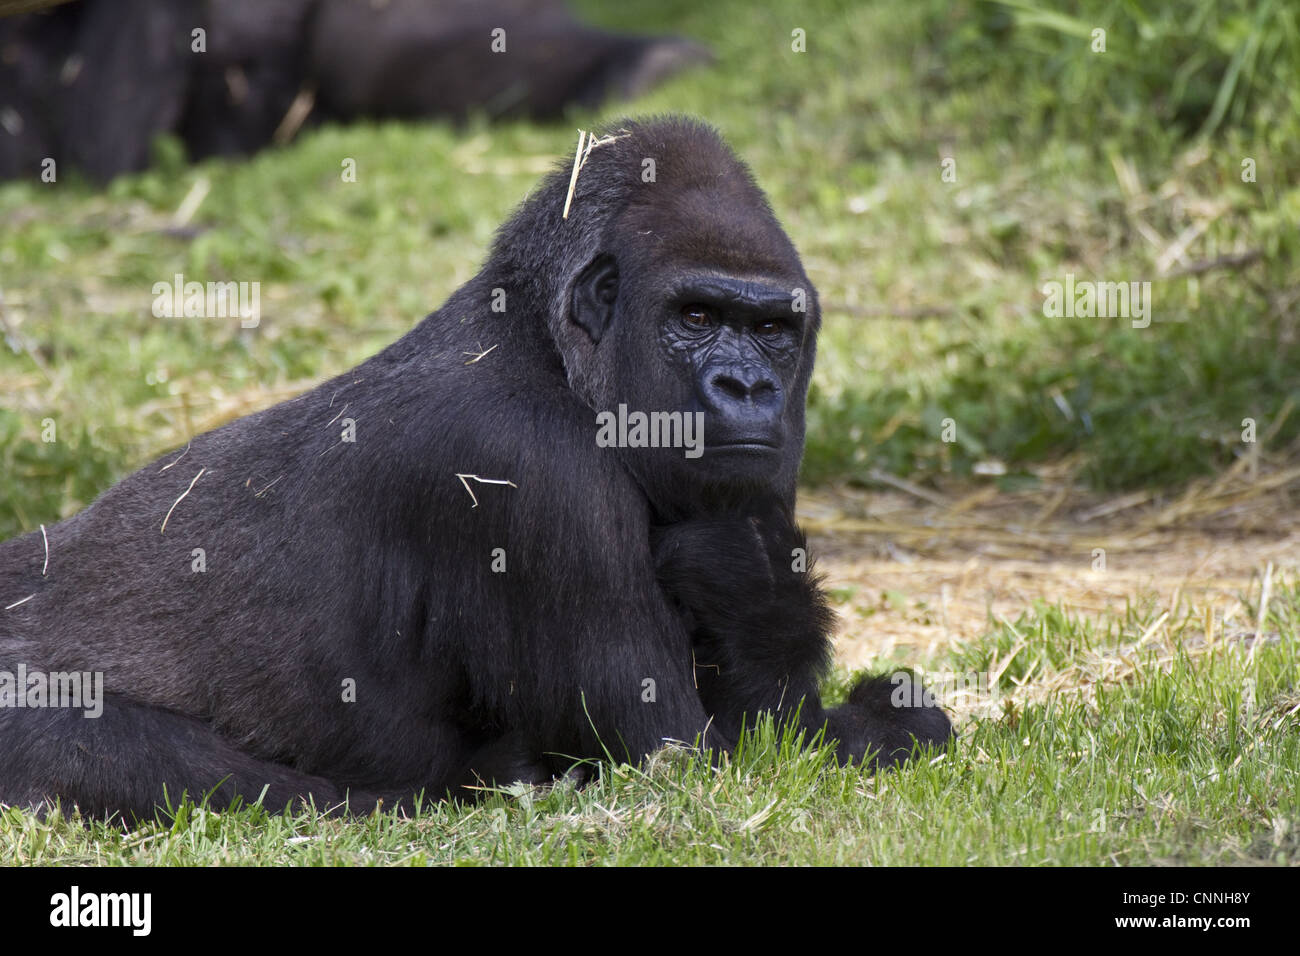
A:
[0, 117, 951, 820]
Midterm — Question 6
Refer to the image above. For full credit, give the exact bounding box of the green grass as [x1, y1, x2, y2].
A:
[5, 581, 1297, 865]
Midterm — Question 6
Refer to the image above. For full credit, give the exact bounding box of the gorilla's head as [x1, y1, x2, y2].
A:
[486, 117, 819, 513]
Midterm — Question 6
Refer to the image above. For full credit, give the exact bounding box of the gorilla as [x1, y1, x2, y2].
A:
[0, 0, 710, 182]
[0, 117, 952, 820]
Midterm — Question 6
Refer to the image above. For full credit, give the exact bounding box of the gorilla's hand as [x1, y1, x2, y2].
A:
[825, 673, 955, 769]
[651, 498, 832, 639]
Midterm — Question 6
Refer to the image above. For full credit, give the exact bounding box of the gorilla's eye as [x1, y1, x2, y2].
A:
[681, 304, 718, 327]
[754, 319, 785, 336]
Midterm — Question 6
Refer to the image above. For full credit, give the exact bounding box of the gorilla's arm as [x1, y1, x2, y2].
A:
[440, 388, 737, 770]
[650, 500, 832, 745]
[652, 500, 953, 768]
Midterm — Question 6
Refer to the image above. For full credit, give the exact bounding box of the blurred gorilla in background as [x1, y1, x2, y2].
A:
[0, 0, 710, 181]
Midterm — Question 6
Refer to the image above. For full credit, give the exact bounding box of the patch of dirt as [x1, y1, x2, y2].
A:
[800, 475, 1300, 669]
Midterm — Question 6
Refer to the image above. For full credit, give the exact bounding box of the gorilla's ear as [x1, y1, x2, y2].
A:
[571, 254, 619, 343]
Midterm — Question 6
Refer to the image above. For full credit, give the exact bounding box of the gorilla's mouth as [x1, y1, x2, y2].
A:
[707, 439, 782, 453]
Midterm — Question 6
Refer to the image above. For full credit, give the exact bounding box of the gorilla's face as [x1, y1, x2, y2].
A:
[658, 271, 809, 464]
[572, 251, 818, 503]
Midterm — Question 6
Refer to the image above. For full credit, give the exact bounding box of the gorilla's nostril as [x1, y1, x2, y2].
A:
[710, 374, 749, 400]
[710, 372, 777, 403]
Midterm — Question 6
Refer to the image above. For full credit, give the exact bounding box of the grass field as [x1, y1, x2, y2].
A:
[1, 0, 1297, 865]
[5, 578, 1297, 866]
